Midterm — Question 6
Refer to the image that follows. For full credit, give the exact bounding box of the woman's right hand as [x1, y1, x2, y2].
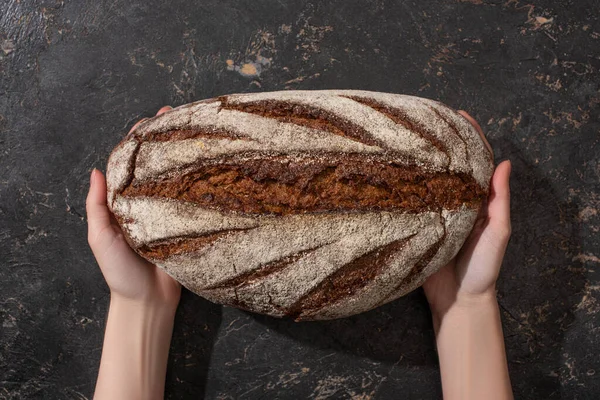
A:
[423, 111, 512, 320]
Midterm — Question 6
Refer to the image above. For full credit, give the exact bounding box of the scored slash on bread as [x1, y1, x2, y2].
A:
[106, 90, 494, 321]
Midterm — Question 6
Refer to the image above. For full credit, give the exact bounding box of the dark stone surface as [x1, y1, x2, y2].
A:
[1, 0, 598, 398]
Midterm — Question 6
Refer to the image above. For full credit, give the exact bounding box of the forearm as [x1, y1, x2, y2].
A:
[94, 297, 177, 400]
[433, 292, 513, 400]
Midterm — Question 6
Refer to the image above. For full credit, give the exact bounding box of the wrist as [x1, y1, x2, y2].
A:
[107, 295, 178, 339]
[106, 294, 178, 337]
[431, 289, 497, 330]
[110, 292, 179, 315]
[96, 293, 176, 400]
[432, 288, 513, 399]
[454, 288, 498, 310]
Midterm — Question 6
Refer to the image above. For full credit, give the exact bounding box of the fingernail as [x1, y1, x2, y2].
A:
[90, 168, 96, 186]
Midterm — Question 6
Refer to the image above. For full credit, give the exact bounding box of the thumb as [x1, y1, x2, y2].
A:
[86, 169, 112, 243]
[486, 160, 512, 239]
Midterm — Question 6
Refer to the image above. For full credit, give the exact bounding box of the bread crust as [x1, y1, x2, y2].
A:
[106, 90, 494, 320]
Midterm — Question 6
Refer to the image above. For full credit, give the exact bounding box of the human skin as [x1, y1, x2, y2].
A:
[88, 107, 512, 400]
[88, 107, 181, 400]
[423, 110, 513, 400]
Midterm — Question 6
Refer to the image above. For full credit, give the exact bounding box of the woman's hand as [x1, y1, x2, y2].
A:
[423, 111, 512, 318]
[423, 111, 513, 400]
[86, 106, 181, 310]
[90, 106, 181, 400]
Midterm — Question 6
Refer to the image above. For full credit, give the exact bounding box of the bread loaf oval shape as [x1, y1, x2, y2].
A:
[106, 90, 494, 320]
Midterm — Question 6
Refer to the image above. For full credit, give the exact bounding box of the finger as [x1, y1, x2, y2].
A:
[457, 110, 494, 159]
[457, 110, 483, 134]
[128, 117, 149, 134]
[156, 106, 172, 116]
[486, 160, 512, 235]
[86, 169, 112, 238]
[127, 107, 172, 134]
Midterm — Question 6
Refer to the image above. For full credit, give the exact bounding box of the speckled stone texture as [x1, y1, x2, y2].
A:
[0, 0, 598, 399]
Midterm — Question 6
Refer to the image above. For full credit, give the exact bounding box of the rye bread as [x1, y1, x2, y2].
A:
[106, 90, 494, 320]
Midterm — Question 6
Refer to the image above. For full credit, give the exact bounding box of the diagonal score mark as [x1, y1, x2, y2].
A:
[204, 243, 331, 291]
[343, 95, 451, 161]
[136, 227, 256, 261]
[286, 233, 419, 320]
[377, 221, 448, 308]
[143, 128, 252, 142]
[218, 97, 382, 147]
[421, 101, 472, 171]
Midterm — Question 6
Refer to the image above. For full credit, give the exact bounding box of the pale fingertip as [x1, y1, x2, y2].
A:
[503, 161, 511, 198]
[493, 162, 510, 189]
[457, 110, 470, 119]
[156, 106, 173, 116]
[128, 118, 149, 134]
[87, 169, 98, 201]
[498, 160, 512, 183]
[457, 110, 493, 158]
[86, 169, 108, 207]
[90, 168, 97, 187]
[487, 161, 512, 223]
[85, 170, 112, 241]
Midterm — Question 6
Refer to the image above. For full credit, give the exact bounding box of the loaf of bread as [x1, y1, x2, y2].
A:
[106, 90, 494, 320]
